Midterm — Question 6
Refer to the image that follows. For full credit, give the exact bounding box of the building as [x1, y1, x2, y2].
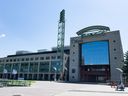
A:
[0, 48, 69, 81]
[69, 25, 124, 82]
[0, 25, 124, 83]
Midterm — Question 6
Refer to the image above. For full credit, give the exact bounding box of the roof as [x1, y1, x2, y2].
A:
[7, 49, 70, 57]
[76, 25, 110, 36]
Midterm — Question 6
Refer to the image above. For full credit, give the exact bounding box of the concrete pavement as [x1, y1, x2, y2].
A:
[0, 81, 127, 96]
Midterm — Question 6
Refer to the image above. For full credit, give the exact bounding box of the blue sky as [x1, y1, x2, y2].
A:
[0, 0, 128, 57]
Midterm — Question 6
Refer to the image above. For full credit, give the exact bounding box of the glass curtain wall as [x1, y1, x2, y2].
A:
[5, 64, 12, 72]
[81, 41, 109, 65]
[29, 62, 38, 72]
[12, 63, 19, 72]
[0, 64, 4, 72]
[51, 61, 61, 73]
[20, 63, 29, 72]
[39, 62, 49, 72]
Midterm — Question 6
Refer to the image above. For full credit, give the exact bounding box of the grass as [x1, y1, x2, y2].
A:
[0, 79, 34, 87]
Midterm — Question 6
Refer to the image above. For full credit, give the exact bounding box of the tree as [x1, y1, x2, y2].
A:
[122, 51, 128, 82]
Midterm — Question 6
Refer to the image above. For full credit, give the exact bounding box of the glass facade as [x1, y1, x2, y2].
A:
[5, 64, 12, 72]
[81, 41, 109, 65]
[12, 63, 19, 72]
[39, 62, 49, 72]
[29, 62, 38, 72]
[20, 63, 29, 72]
[0, 64, 4, 72]
[51, 61, 61, 73]
[0, 49, 69, 80]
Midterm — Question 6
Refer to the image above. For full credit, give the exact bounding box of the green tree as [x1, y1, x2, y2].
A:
[122, 51, 128, 82]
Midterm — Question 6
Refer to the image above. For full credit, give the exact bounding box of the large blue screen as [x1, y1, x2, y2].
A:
[81, 41, 109, 65]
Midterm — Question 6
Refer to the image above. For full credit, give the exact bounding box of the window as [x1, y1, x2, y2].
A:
[73, 45, 75, 47]
[57, 56, 61, 59]
[73, 52, 75, 54]
[29, 62, 38, 72]
[10, 59, 12, 62]
[72, 76, 75, 79]
[35, 57, 39, 60]
[20, 63, 29, 72]
[46, 56, 50, 60]
[0, 64, 4, 72]
[13, 59, 16, 62]
[21, 58, 24, 61]
[17, 58, 20, 61]
[40, 57, 44, 60]
[5, 64, 12, 72]
[51, 56, 56, 59]
[72, 69, 76, 73]
[51, 61, 61, 72]
[39, 62, 49, 72]
[12, 63, 20, 72]
[114, 57, 117, 59]
[30, 58, 34, 61]
[26, 58, 29, 61]
[6, 59, 9, 62]
[113, 40, 116, 43]
[81, 41, 109, 65]
[114, 48, 116, 51]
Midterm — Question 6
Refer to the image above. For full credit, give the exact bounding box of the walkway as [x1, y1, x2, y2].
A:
[0, 81, 127, 96]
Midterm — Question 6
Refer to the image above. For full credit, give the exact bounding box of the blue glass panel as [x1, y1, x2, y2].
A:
[51, 61, 62, 73]
[81, 41, 109, 65]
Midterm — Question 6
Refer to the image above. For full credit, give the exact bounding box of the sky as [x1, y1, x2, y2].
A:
[0, 0, 128, 57]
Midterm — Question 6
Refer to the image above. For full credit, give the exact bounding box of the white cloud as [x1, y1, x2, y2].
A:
[0, 34, 6, 38]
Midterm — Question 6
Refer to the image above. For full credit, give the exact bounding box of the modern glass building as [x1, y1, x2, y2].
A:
[69, 25, 124, 82]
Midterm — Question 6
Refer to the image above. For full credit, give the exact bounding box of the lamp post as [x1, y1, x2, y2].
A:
[116, 68, 124, 90]
[116, 68, 123, 83]
[12, 69, 17, 80]
[53, 67, 57, 81]
[3, 69, 7, 79]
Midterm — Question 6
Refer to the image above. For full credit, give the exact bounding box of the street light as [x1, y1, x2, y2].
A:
[53, 67, 57, 81]
[116, 68, 124, 91]
[12, 69, 17, 80]
[116, 68, 123, 83]
[3, 69, 7, 79]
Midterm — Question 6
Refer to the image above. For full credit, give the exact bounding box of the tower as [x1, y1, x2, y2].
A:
[57, 9, 65, 80]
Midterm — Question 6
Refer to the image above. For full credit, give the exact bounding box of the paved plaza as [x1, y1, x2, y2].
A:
[0, 81, 128, 96]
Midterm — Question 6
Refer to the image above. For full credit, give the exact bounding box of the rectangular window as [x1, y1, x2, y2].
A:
[39, 62, 49, 72]
[10, 59, 12, 62]
[51, 61, 61, 73]
[21, 58, 24, 61]
[57, 56, 61, 59]
[6, 59, 9, 62]
[72, 69, 76, 73]
[12, 63, 20, 72]
[40, 57, 44, 60]
[29, 62, 38, 72]
[26, 58, 29, 61]
[13, 59, 16, 62]
[20, 63, 29, 72]
[81, 41, 109, 65]
[46, 56, 50, 60]
[51, 56, 56, 59]
[30, 58, 34, 61]
[35, 57, 39, 60]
